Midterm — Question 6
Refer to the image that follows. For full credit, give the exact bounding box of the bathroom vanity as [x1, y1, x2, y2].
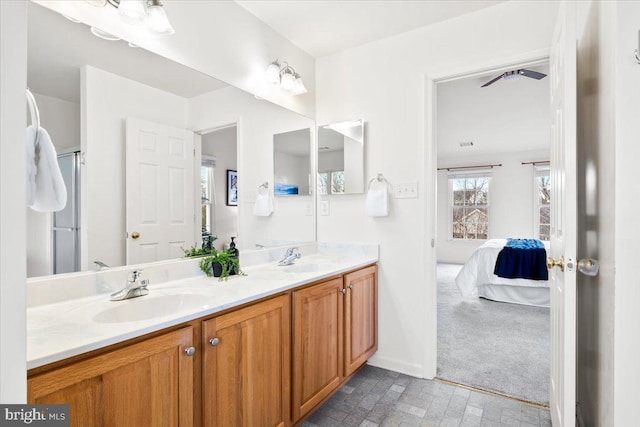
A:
[26, 245, 377, 426]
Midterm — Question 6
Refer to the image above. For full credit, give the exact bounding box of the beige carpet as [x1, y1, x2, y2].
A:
[436, 263, 550, 406]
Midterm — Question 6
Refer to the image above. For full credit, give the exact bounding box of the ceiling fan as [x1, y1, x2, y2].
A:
[481, 69, 547, 87]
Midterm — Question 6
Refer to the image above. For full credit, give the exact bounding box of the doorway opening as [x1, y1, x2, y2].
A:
[432, 60, 551, 406]
[197, 124, 238, 253]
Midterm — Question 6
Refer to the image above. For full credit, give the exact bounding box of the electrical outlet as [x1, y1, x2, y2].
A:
[320, 200, 330, 216]
[394, 181, 418, 199]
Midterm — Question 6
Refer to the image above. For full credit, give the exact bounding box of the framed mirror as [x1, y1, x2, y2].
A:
[273, 128, 312, 196]
[26, 2, 316, 277]
[317, 119, 365, 195]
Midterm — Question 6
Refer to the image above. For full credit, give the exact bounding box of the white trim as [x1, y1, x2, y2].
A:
[423, 48, 551, 379]
[367, 355, 425, 379]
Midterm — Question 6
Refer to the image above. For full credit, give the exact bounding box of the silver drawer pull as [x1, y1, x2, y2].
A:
[184, 346, 196, 356]
[209, 337, 220, 347]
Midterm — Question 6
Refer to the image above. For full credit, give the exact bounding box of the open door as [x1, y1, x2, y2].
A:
[548, 1, 577, 425]
[126, 117, 195, 265]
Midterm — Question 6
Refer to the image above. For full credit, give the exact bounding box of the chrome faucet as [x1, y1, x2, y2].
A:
[278, 247, 302, 266]
[110, 269, 149, 301]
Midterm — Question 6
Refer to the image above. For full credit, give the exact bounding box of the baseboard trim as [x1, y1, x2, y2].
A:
[366, 355, 424, 378]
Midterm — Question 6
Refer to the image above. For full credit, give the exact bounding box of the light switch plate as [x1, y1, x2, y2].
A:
[394, 181, 418, 199]
[320, 200, 330, 216]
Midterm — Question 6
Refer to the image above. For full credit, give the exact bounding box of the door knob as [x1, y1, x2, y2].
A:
[184, 346, 196, 356]
[131, 231, 140, 239]
[577, 259, 599, 276]
[209, 337, 220, 347]
[547, 256, 565, 272]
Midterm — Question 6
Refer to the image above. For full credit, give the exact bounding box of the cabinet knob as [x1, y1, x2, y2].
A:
[184, 346, 196, 356]
[209, 337, 220, 347]
[348, 284, 353, 290]
[341, 288, 346, 294]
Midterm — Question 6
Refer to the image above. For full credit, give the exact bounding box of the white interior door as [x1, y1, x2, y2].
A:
[126, 117, 195, 265]
[549, 1, 577, 425]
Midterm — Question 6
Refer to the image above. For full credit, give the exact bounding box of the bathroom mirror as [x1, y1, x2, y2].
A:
[317, 119, 365, 195]
[26, 2, 316, 278]
[273, 128, 312, 196]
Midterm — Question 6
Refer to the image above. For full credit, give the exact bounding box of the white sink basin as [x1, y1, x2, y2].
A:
[93, 294, 211, 323]
[282, 263, 334, 273]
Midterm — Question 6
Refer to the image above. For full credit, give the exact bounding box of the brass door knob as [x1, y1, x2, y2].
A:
[131, 231, 140, 239]
[547, 256, 565, 272]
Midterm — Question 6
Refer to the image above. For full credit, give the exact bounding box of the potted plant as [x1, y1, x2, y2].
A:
[198, 248, 243, 281]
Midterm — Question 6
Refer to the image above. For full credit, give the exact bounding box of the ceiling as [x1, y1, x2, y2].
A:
[28, 3, 227, 103]
[235, 0, 506, 58]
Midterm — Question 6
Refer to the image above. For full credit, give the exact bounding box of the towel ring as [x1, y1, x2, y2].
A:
[367, 173, 390, 191]
[26, 88, 40, 132]
[257, 182, 269, 194]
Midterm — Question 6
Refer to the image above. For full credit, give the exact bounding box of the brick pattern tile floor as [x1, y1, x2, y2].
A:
[302, 365, 551, 427]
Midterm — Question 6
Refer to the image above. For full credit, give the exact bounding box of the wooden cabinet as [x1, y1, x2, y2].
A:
[291, 266, 377, 423]
[291, 277, 344, 421]
[344, 265, 378, 377]
[202, 294, 290, 427]
[28, 327, 194, 427]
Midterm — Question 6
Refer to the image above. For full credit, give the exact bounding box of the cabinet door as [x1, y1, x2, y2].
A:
[344, 265, 378, 377]
[28, 327, 194, 427]
[202, 295, 290, 427]
[292, 277, 344, 422]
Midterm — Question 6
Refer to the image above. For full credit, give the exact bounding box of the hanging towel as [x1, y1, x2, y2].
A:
[27, 125, 67, 212]
[365, 187, 389, 217]
[253, 192, 273, 216]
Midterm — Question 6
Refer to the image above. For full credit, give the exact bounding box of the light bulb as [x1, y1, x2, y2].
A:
[280, 71, 295, 91]
[292, 75, 307, 95]
[147, 4, 175, 35]
[264, 61, 281, 84]
[118, 0, 147, 26]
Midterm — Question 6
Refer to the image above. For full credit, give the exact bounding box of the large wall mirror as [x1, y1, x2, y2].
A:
[317, 119, 365, 195]
[26, 2, 316, 278]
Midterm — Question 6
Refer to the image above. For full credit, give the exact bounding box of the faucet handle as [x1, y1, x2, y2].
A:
[129, 269, 143, 282]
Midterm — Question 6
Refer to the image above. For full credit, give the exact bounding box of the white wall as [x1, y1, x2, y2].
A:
[33, 0, 315, 118]
[437, 150, 548, 264]
[83, 66, 188, 270]
[316, 1, 559, 377]
[189, 86, 316, 250]
[318, 150, 344, 172]
[0, 0, 27, 402]
[274, 151, 311, 195]
[201, 126, 238, 250]
[612, 1, 640, 424]
[26, 93, 81, 278]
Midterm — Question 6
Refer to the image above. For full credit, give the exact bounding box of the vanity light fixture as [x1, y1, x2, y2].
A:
[87, 0, 175, 37]
[264, 60, 308, 95]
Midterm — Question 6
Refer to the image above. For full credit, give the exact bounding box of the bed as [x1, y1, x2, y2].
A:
[455, 238, 550, 307]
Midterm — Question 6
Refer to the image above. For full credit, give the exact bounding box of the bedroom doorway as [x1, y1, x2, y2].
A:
[431, 58, 552, 406]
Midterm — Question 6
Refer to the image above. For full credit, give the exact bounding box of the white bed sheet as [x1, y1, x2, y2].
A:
[455, 239, 549, 307]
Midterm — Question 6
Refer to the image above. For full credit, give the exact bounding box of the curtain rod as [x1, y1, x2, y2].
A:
[521, 160, 550, 166]
[437, 163, 502, 172]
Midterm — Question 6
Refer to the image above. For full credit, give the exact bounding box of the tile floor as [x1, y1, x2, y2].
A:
[302, 365, 551, 427]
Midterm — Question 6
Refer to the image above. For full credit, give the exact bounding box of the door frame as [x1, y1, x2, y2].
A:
[422, 48, 551, 379]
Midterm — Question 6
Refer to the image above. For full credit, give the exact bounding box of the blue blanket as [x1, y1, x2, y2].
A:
[494, 238, 548, 281]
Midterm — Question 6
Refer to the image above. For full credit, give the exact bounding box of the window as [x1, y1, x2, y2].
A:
[201, 159, 216, 237]
[535, 166, 551, 240]
[318, 171, 345, 195]
[449, 172, 490, 240]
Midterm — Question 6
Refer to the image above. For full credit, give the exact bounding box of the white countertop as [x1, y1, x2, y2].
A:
[27, 244, 378, 370]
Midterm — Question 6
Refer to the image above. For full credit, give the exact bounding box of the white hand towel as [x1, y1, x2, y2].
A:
[29, 126, 67, 212]
[26, 125, 37, 206]
[253, 192, 273, 216]
[365, 187, 389, 217]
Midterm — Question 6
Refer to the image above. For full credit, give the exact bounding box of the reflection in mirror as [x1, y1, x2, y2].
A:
[26, 2, 315, 278]
[317, 120, 365, 195]
[273, 129, 312, 196]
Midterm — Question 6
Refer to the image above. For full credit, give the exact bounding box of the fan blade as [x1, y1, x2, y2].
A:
[481, 73, 505, 87]
[520, 69, 547, 80]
